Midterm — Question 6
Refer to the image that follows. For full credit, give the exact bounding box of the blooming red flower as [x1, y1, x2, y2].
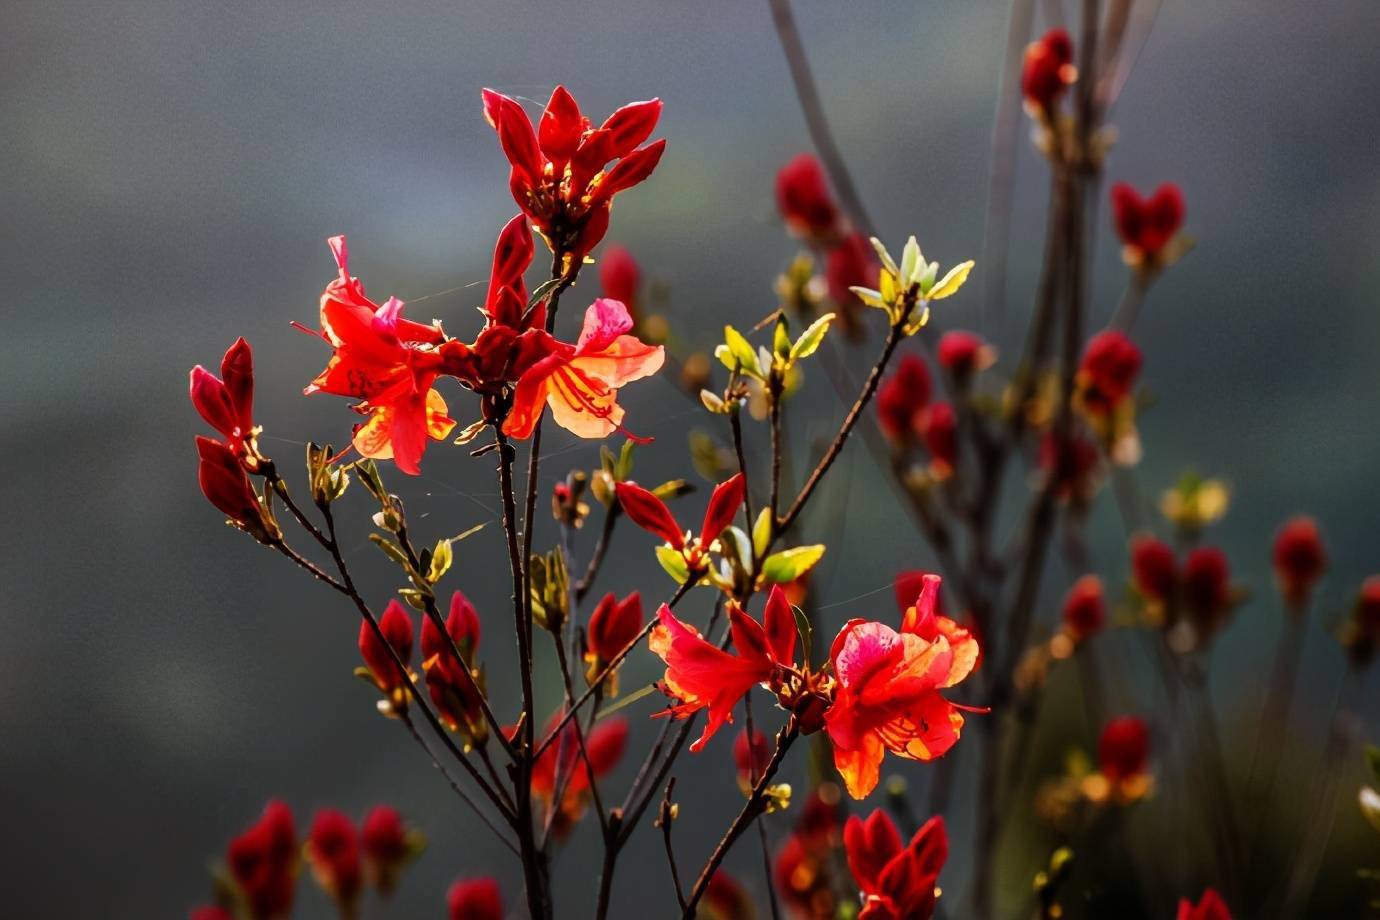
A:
[1062, 574, 1106, 640]
[1021, 28, 1076, 113]
[1177, 887, 1231, 920]
[1098, 715, 1149, 782]
[447, 877, 503, 920]
[733, 727, 770, 791]
[195, 436, 273, 540]
[359, 600, 414, 699]
[585, 591, 643, 694]
[1111, 182, 1185, 261]
[776, 153, 841, 242]
[1273, 515, 1327, 606]
[226, 801, 297, 920]
[615, 472, 745, 574]
[649, 584, 798, 751]
[923, 402, 957, 476]
[482, 86, 665, 273]
[190, 337, 257, 463]
[876, 355, 931, 442]
[305, 809, 361, 908]
[1130, 535, 1177, 602]
[894, 571, 947, 620]
[531, 712, 628, 835]
[936, 330, 995, 381]
[502, 298, 664, 440]
[301, 236, 454, 474]
[844, 810, 947, 920]
[1078, 330, 1142, 414]
[599, 245, 642, 319]
[1183, 545, 1231, 623]
[825, 574, 980, 799]
[360, 805, 413, 894]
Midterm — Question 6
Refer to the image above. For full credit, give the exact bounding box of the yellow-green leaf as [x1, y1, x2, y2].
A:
[760, 544, 826, 584]
[789, 313, 834, 362]
[427, 538, 453, 583]
[751, 507, 773, 559]
[723, 325, 760, 376]
[928, 260, 975, 300]
[655, 545, 691, 584]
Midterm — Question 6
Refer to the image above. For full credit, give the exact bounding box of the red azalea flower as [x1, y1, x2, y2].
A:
[733, 727, 771, 791]
[1078, 330, 1142, 414]
[894, 571, 947, 620]
[776, 154, 841, 242]
[599, 245, 642, 319]
[482, 86, 665, 273]
[1062, 574, 1106, 640]
[615, 472, 744, 573]
[844, 810, 947, 920]
[360, 805, 412, 893]
[531, 712, 628, 836]
[876, 354, 932, 442]
[923, 402, 957, 477]
[359, 600, 414, 698]
[195, 436, 272, 540]
[1178, 887, 1231, 920]
[1098, 715, 1149, 782]
[1272, 515, 1327, 606]
[585, 591, 643, 689]
[301, 235, 454, 474]
[648, 585, 797, 751]
[1111, 182, 1185, 261]
[936, 330, 994, 381]
[305, 809, 361, 908]
[1021, 28, 1076, 113]
[825, 574, 980, 799]
[422, 590, 482, 664]
[1130, 535, 1178, 602]
[190, 337, 257, 462]
[1183, 546, 1231, 622]
[226, 801, 297, 920]
[447, 877, 503, 920]
[502, 298, 664, 440]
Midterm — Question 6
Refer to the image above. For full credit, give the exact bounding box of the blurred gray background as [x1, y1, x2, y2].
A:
[3, 1, 1379, 917]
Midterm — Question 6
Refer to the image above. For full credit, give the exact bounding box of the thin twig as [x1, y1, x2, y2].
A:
[399, 711, 519, 855]
[659, 778, 689, 911]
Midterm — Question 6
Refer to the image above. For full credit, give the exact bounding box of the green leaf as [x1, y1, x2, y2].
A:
[369, 533, 412, 569]
[398, 587, 432, 611]
[869, 237, 898, 276]
[427, 538, 453, 583]
[791, 604, 813, 664]
[527, 277, 562, 314]
[723, 325, 760, 377]
[772, 315, 791, 361]
[928, 260, 974, 300]
[617, 438, 637, 481]
[655, 545, 691, 584]
[760, 544, 826, 584]
[700, 389, 726, 413]
[751, 507, 773, 559]
[789, 313, 835, 362]
[719, 525, 752, 571]
[900, 235, 921, 287]
[353, 459, 387, 504]
[600, 445, 618, 477]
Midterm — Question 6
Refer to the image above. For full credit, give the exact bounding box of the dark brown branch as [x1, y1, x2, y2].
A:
[659, 778, 689, 911]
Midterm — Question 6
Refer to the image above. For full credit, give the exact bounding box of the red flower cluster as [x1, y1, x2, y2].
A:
[877, 354, 932, 442]
[225, 801, 298, 920]
[615, 472, 745, 577]
[448, 877, 504, 920]
[1021, 28, 1076, 113]
[483, 86, 665, 274]
[1111, 182, 1186, 264]
[826, 575, 980, 798]
[1272, 515, 1327, 606]
[844, 810, 948, 920]
[358, 600, 415, 714]
[421, 591, 488, 739]
[1178, 887, 1231, 920]
[191, 339, 275, 539]
[1078, 330, 1143, 415]
[1131, 536, 1236, 636]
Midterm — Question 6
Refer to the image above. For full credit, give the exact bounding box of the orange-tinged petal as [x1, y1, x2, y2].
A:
[425, 388, 457, 440]
[547, 365, 623, 439]
[571, 335, 665, 388]
[353, 404, 396, 461]
[834, 732, 885, 799]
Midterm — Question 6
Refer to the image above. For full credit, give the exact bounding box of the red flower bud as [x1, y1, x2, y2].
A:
[937, 330, 994, 381]
[195, 436, 272, 540]
[306, 809, 361, 907]
[1078, 330, 1142, 414]
[587, 591, 643, 663]
[599, 245, 641, 316]
[1021, 28, 1076, 112]
[924, 402, 958, 475]
[360, 805, 411, 892]
[844, 809, 904, 895]
[1359, 576, 1380, 632]
[226, 801, 297, 920]
[1272, 516, 1327, 606]
[1098, 715, 1149, 782]
[447, 877, 503, 920]
[894, 570, 946, 620]
[422, 590, 481, 664]
[1183, 546, 1231, 620]
[826, 232, 878, 316]
[776, 154, 841, 241]
[843, 811, 947, 920]
[733, 728, 770, 789]
[876, 355, 931, 442]
[1177, 887, 1231, 920]
[1111, 182, 1185, 260]
[701, 472, 746, 546]
[614, 480, 684, 549]
[190, 337, 256, 455]
[1062, 574, 1106, 640]
[360, 601, 414, 693]
[1130, 535, 1177, 602]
